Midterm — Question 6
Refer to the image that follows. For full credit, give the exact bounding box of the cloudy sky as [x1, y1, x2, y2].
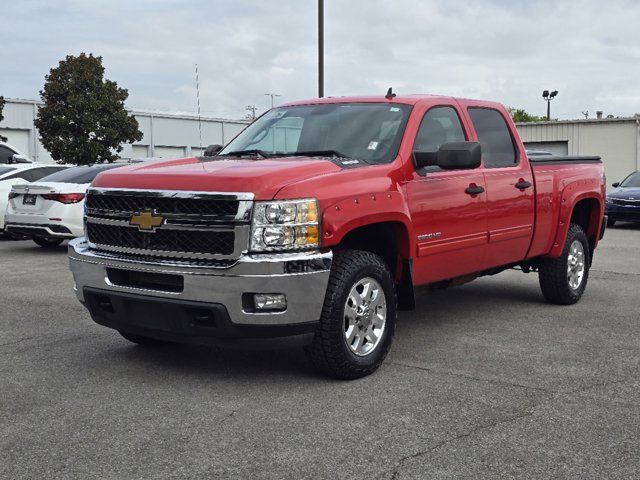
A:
[3, 0, 640, 120]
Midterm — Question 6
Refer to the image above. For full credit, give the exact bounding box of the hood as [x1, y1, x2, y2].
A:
[91, 156, 345, 200]
[608, 186, 640, 200]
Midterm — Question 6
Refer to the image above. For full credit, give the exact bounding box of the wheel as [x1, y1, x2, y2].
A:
[607, 217, 616, 228]
[33, 236, 64, 248]
[306, 249, 397, 379]
[538, 223, 590, 305]
[118, 330, 168, 346]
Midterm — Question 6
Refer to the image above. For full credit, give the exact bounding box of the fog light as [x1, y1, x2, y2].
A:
[253, 293, 287, 311]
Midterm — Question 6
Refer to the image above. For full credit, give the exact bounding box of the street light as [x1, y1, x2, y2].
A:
[542, 90, 558, 120]
[264, 93, 281, 109]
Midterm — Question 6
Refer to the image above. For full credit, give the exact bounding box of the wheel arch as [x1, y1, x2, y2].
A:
[548, 190, 603, 259]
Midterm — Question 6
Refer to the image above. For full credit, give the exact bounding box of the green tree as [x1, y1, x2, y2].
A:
[0, 96, 7, 142]
[35, 53, 143, 165]
[507, 107, 546, 123]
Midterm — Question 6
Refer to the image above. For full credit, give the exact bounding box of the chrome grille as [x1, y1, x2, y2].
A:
[85, 188, 253, 260]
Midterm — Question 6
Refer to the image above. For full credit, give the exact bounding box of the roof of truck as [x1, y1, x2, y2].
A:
[282, 94, 504, 109]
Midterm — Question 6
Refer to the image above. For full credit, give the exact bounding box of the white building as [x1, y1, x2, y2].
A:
[517, 117, 640, 184]
[0, 98, 249, 163]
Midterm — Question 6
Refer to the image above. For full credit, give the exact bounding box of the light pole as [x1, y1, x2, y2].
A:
[318, 0, 324, 98]
[542, 90, 558, 120]
[264, 93, 281, 108]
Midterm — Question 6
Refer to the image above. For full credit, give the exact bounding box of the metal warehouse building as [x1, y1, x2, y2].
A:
[517, 117, 640, 184]
[0, 98, 249, 163]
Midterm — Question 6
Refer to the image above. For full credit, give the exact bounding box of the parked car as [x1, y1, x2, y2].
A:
[5, 163, 129, 247]
[606, 171, 640, 227]
[68, 94, 606, 379]
[0, 163, 70, 233]
[0, 141, 32, 164]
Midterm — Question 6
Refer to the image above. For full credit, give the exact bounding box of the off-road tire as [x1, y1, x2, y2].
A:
[33, 236, 64, 248]
[119, 330, 168, 347]
[306, 249, 397, 380]
[538, 223, 590, 305]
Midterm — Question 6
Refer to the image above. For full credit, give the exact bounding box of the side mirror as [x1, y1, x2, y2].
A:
[612, 182, 620, 188]
[203, 144, 223, 157]
[8, 154, 31, 164]
[413, 142, 481, 170]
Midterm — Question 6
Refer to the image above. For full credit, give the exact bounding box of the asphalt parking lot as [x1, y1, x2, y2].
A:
[1, 226, 639, 480]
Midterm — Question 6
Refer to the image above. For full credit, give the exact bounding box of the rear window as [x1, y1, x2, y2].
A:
[0, 166, 17, 176]
[37, 164, 126, 184]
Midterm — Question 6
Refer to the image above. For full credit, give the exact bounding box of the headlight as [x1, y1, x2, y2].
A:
[605, 197, 613, 204]
[250, 199, 320, 252]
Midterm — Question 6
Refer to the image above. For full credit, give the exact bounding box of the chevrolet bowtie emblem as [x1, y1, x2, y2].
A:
[130, 210, 164, 231]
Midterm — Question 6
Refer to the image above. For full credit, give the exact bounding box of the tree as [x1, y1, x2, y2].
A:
[0, 96, 7, 142]
[507, 107, 546, 123]
[35, 53, 143, 165]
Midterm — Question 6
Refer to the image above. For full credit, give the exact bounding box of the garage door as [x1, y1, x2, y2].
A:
[523, 141, 568, 156]
[154, 146, 186, 159]
[132, 145, 149, 158]
[0, 129, 30, 155]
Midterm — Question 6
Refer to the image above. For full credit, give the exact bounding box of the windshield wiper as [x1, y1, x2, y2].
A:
[220, 149, 273, 158]
[287, 150, 352, 159]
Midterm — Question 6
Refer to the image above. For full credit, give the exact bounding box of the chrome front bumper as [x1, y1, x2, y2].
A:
[68, 238, 332, 326]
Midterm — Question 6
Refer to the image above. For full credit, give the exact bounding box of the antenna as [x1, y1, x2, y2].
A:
[195, 64, 203, 150]
[385, 87, 396, 100]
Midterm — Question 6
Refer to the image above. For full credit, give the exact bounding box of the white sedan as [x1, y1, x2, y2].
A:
[5, 163, 128, 247]
[0, 163, 69, 233]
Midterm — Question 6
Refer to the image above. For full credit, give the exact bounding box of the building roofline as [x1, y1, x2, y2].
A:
[516, 116, 640, 126]
[2, 97, 248, 125]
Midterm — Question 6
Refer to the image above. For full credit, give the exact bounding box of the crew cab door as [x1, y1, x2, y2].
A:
[405, 105, 488, 285]
[464, 104, 535, 268]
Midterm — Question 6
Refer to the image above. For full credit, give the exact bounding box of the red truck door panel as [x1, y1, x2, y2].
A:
[466, 107, 535, 268]
[405, 105, 488, 285]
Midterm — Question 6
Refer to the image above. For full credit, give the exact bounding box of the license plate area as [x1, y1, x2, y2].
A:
[23, 194, 37, 205]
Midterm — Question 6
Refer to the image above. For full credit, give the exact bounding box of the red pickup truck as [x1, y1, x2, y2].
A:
[68, 94, 606, 379]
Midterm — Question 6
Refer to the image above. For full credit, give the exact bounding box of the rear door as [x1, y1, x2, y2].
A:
[465, 105, 535, 268]
[405, 104, 488, 285]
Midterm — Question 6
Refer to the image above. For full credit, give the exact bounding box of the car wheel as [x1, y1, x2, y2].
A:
[33, 236, 64, 248]
[538, 223, 590, 305]
[606, 217, 616, 228]
[305, 249, 396, 379]
[119, 330, 168, 346]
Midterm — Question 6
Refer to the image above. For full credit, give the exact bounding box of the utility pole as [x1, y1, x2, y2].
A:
[264, 93, 281, 108]
[582, 111, 589, 119]
[195, 64, 203, 149]
[318, 0, 324, 98]
[542, 90, 558, 120]
[245, 105, 257, 121]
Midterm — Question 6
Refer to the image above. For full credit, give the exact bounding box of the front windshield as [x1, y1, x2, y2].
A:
[219, 102, 412, 164]
[620, 171, 640, 188]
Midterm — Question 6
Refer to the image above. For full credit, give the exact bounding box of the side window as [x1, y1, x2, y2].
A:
[0, 146, 15, 164]
[468, 108, 517, 167]
[413, 106, 466, 172]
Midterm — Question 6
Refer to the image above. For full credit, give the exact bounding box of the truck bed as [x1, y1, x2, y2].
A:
[528, 155, 602, 165]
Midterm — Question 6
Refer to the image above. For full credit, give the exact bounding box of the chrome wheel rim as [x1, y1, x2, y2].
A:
[567, 240, 586, 290]
[343, 277, 387, 357]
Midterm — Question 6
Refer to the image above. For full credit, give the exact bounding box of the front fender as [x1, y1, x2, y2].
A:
[321, 191, 414, 257]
